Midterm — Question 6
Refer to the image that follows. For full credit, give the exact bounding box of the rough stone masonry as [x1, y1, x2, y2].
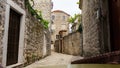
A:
[0, 0, 51, 67]
[82, 0, 110, 57]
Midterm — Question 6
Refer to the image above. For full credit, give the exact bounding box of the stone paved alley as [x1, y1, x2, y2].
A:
[24, 52, 83, 68]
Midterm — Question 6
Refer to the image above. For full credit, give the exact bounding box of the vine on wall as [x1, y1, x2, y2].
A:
[25, 0, 49, 29]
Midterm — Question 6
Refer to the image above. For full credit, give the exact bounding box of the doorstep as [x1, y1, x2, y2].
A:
[6, 63, 23, 68]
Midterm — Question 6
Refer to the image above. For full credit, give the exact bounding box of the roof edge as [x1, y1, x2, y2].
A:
[52, 10, 70, 16]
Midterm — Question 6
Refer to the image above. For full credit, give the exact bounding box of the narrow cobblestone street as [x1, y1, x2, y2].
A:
[24, 52, 83, 68]
[1, 0, 120, 67]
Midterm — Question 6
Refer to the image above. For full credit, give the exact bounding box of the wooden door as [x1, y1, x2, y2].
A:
[109, 0, 120, 51]
[6, 9, 21, 66]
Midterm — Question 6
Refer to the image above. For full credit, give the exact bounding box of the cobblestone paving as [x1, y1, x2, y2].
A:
[24, 52, 83, 68]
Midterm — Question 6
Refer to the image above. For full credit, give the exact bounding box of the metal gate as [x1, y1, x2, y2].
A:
[6, 9, 21, 66]
[109, 0, 120, 51]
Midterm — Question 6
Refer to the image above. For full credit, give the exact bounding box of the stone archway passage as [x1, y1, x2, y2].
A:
[6, 8, 21, 66]
[109, 0, 120, 51]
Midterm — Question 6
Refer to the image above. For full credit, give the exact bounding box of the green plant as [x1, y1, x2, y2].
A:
[25, 0, 49, 29]
[76, 1, 81, 6]
[68, 17, 75, 23]
[68, 14, 81, 23]
[68, 14, 82, 32]
[68, 14, 77, 23]
[76, 2, 80, 5]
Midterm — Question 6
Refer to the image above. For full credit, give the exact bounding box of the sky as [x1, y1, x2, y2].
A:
[52, 0, 81, 16]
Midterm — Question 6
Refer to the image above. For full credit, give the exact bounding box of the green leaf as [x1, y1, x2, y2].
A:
[25, 0, 49, 29]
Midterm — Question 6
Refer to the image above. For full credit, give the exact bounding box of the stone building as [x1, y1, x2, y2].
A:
[0, 0, 51, 67]
[33, 0, 53, 28]
[51, 10, 70, 43]
[71, 0, 120, 64]
[79, 0, 120, 57]
[33, 0, 53, 54]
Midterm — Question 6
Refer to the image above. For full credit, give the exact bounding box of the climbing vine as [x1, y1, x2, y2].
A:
[25, 0, 49, 29]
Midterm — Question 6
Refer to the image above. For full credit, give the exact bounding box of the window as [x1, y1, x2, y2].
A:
[56, 35, 62, 39]
[52, 15, 55, 20]
[63, 16, 65, 20]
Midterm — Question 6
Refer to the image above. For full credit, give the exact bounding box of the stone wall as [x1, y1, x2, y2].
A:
[33, 0, 52, 27]
[12, 0, 25, 9]
[63, 31, 82, 55]
[0, 0, 51, 66]
[44, 29, 51, 56]
[82, 0, 110, 57]
[29, 0, 52, 56]
[10, 0, 51, 64]
[54, 31, 82, 56]
[24, 10, 47, 65]
[0, 0, 6, 63]
[24, 0, 51, 65]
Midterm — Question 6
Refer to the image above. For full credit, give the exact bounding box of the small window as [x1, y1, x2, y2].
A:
[51, 41, 54, 44]
[56, 35, 61, 39]
[52, 15, 55, 20]
[63, 16, 65, 20]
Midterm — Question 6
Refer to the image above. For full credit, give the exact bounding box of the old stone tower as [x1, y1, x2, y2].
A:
[51, 10, 70, 43]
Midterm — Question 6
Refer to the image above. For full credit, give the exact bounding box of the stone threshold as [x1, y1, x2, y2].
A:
[6, 63, 23, 68]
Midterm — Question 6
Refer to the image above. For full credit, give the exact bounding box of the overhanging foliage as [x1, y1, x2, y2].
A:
[25, 0, 49, 29]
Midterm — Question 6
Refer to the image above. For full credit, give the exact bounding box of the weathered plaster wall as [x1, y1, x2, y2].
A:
[82, 0, 110, 57]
